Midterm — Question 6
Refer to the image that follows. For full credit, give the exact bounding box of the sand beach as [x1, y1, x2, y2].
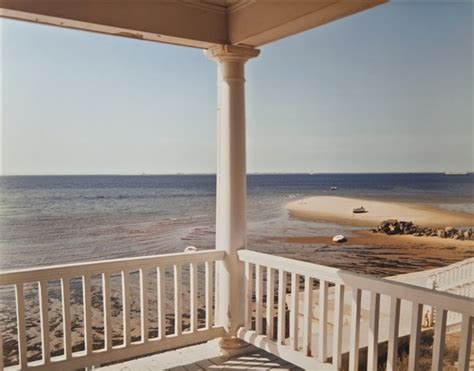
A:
[287, 196, 474, 227]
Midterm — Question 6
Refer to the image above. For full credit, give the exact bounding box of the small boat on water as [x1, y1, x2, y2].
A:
[330, 186, 338, 190]
[353, 206, 366, 214]
[332, 235, 346, 243]
[444, 172, 468, 176]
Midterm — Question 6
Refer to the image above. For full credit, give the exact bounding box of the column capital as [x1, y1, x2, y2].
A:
[205, 44, 260, 63]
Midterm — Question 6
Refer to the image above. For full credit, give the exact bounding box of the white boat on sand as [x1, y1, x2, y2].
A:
[332, 235, 346, 243]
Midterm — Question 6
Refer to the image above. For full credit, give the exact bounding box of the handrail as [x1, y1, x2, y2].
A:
[238, 250, 474, 315]
[0, 250, 225, 285]
[238, 249, 474, 371]
[428, 257, 474, 294]
[0, 249, 225, 370]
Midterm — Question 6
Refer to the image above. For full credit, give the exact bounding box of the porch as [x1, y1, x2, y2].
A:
[0, 0, 473, 370]
[0, 249, 472, 370]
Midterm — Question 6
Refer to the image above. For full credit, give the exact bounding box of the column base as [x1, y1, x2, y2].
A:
[209, 336, 253, 358]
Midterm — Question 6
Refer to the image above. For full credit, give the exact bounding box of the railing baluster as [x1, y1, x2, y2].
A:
[244, 262, 252, 329]
[157, 266, 166, 339]
[61, 277, 72, 360]
[103, 272, 112, 350]
[318, 280, 328, 362]
[387, 297, 401, 371]
[190, 263, 198, 333]
[205, 261, 214, 330]
[458, 314, 473, 371]
[303, 276, 313, 356]
[15, 283, 27, 368]
[122, 269, 131, 346]
[277, 270, 287, 345]
[39, 280, 50, 365]
[174, 264, 182, 336]
[349, 288, 362, 371]
[83, 274, 93, 354]
[332, 283, 345, 369]
[266, 267, 275, 340]
[367, 292, 380, 371]
[255, 264, 263, 334]
[431, 308, 447, 371]
[0, 320, 3, 371]
[140, 268, 149, 342]
[290, 272, 300, 351]
[408, 302, 423, 371]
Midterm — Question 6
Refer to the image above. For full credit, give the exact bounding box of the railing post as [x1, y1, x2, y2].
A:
[205, 45, 259, 353]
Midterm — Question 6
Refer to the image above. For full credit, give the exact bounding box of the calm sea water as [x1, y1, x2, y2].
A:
[1, 173, 473, 271]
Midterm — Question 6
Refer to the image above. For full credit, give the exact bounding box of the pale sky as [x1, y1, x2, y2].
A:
[1, 1, 473, 175]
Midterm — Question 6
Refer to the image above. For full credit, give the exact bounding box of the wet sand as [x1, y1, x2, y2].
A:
[287, 196, 474, 227]
[253, 230, 474, 277]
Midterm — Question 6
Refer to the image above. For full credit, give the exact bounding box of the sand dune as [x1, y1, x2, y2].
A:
[287, 196, 474, 227]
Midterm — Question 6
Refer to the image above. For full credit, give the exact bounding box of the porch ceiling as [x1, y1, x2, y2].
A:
[0, 0, 386, 49]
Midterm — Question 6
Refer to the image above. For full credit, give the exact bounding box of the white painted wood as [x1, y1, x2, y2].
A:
[429, 258, 474, 291]
[15, 283, 28, 368]
[318, 280, 328, 362]
[408, 302, 423, 371]
[29, 327, 226, 371]
[190, 263, 198, 333]
[82, 275, 93, 355]
[140, 268, 149, 342]
[0, 319, 3, 371]
[367, 292, 380, 371]
[1, 252, 226, 370]
[122, 269, 131, 346]
[0, 1, 228, 49]
[156, 266, 166, 339]
[39, 280, 51, 365]
[1, 250, 224, 285]
[238, 250, 474, 315]
[349, 288, 362, 371]
[205, 45, 259, 338]
[103, 273, 112, 350]
[431, 308, 447, 371]
[266, 267, 275, 340]
[387, 297, 401, 371]
[174, 264, 182, 336]
[205, 261, 214, 330]
[290, 272, 300, 351]
[228, 1, 386, 47]
[61, 277, 72, 360]
[244, 262, 253, 329]
[238, 329, 335, 371]
[332, 283, 345, 370]
[303, 276, 314, 356]
[255, 264, 263, 334]
[458, 315, 473, 371]
[277, 270, 287, 345]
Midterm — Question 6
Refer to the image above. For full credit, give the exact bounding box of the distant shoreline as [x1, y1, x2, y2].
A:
[1, 171, 472, 176]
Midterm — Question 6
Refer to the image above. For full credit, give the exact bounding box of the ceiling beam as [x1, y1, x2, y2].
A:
[0, 0, 388, 49]
[0, 0, 228, 49]
[228, 0, 387, 47]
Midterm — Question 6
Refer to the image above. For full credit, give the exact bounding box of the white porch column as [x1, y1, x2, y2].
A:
[205, 45, 259, 346]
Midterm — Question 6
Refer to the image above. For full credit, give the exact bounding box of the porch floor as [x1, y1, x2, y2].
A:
[98, 340, 303, 370]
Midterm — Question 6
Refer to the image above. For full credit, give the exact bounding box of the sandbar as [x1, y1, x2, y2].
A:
[287, 196, 473, 227]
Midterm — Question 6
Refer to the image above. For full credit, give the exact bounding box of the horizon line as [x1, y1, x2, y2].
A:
[1, 171, 473, 176]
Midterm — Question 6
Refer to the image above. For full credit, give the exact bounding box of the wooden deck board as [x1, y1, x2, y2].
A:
[99, 341, 302, 370]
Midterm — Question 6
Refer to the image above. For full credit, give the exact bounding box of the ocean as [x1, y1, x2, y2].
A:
[1, 173, 473, 272]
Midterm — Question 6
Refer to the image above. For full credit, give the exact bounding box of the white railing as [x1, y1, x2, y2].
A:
[0, 250, 225, 370]
[427, 258, 474, 326]
[429, 258, 474, 292]
[238, 250, 474, 371]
